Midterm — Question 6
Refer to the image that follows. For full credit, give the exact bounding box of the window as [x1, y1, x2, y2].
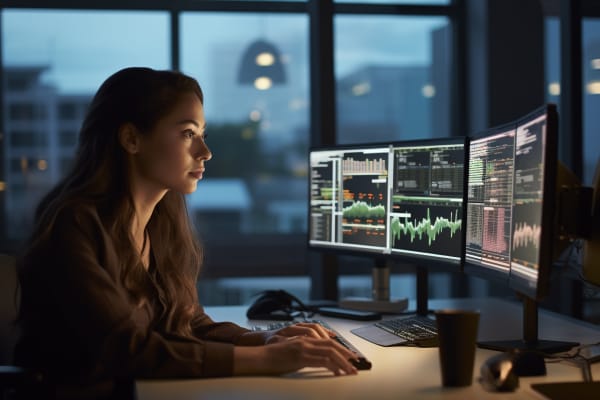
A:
[9, 130, 47, 147]
[545, 16, 600, 186]
[1, 9, 169, 243]
[8, 103, 37, 121]
[180, 12, 310, 278]
[335, 15, 451, 144]
[545, 18, 560, 102]
[583, 18, 600, 185]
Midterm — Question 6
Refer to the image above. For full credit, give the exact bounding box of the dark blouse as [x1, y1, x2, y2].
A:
[14, 203, 251, 383]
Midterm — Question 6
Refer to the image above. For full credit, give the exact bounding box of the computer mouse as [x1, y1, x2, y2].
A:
[479, 350, 547, 392]
[479, 352, 520, 392]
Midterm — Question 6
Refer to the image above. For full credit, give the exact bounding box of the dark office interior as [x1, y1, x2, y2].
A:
[2, 1, 600, 398]
[0, 0, 599, 335]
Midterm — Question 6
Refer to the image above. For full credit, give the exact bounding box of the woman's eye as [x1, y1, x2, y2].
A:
[183, 130, 195, 139]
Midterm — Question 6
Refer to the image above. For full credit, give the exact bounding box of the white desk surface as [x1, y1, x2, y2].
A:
[137, 297, 600, 400]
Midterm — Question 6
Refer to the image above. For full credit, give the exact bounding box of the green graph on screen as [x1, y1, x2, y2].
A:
[343, 201, 386, 219]
[390, 208, 462, 246]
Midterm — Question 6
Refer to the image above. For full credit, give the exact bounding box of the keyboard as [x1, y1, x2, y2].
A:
[351, 315, 439, 347]
[252, 319, 372, 370]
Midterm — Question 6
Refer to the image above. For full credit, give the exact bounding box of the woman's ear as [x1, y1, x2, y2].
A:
[118, 123, 141, 154]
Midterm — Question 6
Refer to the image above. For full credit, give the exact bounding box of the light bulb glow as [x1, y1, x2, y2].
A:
[548, 82, 560, 96]
[256, 52, 275, 66]
[37, 159, 48, 171]
[254, 77, 272, 90]
[422, 84, 436, 98]
[586, 80, 600, 95]
[352, 82, 371, 96]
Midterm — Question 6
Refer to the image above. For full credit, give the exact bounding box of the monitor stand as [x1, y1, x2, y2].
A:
[414, 265, 431, 316]
[477, 295, 579, 354]
[392, 264, 432, 317]
[339, 258, 409, 313]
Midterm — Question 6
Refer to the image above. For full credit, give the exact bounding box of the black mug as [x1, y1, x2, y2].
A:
[435, 309, 480, 387]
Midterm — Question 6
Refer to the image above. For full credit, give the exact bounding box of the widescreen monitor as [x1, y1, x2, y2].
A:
[465, 103, 576, 353]
[308, 137, 467, 268]
[508, 105, 558, 300]
[464, 104, 558, 300]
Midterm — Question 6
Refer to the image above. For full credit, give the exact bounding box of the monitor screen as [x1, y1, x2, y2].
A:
[389, 141, 465, 264]
[308, 138, 467, 267]
[508, 105, 558, 299]
[309, 145, 390, 254]
[464, 123, 517, 282]
[464, 104, 558, 300]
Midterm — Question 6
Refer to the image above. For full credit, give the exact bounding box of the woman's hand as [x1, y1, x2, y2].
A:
[233, 335, 359, 376]
[265, 322, 335, 344]
[237, 322, 336, 345]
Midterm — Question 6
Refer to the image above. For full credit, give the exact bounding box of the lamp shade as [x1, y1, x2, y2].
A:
[238, 39, 286, 89]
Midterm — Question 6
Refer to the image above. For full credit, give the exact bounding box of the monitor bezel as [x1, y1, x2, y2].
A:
[307, 136, 468, 270]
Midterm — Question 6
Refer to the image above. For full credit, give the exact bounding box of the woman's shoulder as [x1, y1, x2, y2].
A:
[21, 200, 109, 271]
[54, 199, 100, 221]
[51, 199, 106, 235]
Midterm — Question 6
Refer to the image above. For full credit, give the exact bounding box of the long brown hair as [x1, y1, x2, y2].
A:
[24, 67, 204, 337]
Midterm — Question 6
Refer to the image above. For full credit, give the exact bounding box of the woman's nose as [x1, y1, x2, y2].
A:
[196, 139, 212, 161]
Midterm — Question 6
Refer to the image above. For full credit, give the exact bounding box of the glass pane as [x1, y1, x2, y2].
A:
[335, 15, 452, 144]
[1, 10, 169, 242]
[544, 18, 561, 127]
[546, 17, 600, 186]
[181, 13, 309, 238]
[583, 18, 600, 186]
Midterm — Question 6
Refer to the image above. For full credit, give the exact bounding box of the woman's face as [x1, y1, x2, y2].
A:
[133, 92, 211, 195]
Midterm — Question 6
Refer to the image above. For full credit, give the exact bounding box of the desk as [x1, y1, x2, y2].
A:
[137, 297, 600, 400]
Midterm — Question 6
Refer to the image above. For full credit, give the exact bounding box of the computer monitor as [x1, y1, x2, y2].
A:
[309, 144, 390, 255]
[508, 105, 558, 299]
[465, 104, 577, 354]
[388, 140, 466, 266]
[309, 138, 467, 313]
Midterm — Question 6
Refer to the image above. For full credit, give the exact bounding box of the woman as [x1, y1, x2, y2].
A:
[15, 67, 358, 387]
